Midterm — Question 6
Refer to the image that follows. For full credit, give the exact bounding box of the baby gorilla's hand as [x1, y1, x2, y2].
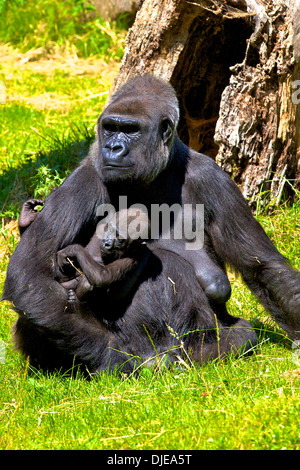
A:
[57, 244, 82, 274]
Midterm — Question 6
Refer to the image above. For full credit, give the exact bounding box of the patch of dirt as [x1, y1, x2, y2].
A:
[0, 43, 120, 78]
[0, 44, 120, 112]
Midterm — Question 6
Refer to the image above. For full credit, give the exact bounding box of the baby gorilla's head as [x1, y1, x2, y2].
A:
[99, 208, 150, 263]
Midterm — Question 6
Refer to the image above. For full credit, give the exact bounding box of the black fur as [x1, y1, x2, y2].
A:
[2, 75, 300, 373]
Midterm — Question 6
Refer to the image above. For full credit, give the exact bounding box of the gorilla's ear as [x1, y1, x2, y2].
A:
[161, 119, 173, 145]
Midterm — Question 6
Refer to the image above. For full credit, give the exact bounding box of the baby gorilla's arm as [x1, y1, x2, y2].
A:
[57, 244, 138, 290]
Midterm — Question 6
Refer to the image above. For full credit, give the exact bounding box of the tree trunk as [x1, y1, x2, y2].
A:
[111, 0, 300, 209]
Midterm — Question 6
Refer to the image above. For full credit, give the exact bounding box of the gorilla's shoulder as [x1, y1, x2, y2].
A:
[185, 149, 237, 196]
[187, 149, 225, 176]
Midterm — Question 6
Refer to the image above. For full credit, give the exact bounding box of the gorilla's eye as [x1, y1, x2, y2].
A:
[102, 121, 140, 135]
[122, 124, 140, 134]
[161, 119, 171, 133]
[103, 123, 118, 133]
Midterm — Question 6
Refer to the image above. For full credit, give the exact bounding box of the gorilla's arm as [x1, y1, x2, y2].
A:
[1, 153, 116, 367]
[189, 152, 300, 339]
[3, 154, 104, 304]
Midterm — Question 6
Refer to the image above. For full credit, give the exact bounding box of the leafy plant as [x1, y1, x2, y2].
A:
[31, 165, 67, 199]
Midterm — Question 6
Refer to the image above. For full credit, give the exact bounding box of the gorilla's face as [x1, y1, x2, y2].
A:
[97, 75, 179, 185]
[99, 221, 143, 263]
[100, 223, 131, 260]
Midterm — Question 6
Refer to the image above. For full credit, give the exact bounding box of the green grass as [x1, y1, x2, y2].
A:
[0, 45, 118, 216]
[1, 331, 300, 450]
[0, 0, 129, 59]
[1, 0, 300, 451]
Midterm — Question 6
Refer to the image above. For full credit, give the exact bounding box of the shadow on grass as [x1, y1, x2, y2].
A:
[0, 124, 95, 218]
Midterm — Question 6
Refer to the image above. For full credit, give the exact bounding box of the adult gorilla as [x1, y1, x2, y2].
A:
[2, 75, 300, 372]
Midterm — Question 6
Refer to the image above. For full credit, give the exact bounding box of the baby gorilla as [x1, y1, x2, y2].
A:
[57, 208, 150, 308]
[18, 200, 150, 311]
[18, 199, 231, 309]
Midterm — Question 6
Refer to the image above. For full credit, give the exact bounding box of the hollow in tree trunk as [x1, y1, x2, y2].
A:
[111, 0, 300, 209]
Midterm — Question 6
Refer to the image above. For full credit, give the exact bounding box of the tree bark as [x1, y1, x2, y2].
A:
[111, 0, 300, 208]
